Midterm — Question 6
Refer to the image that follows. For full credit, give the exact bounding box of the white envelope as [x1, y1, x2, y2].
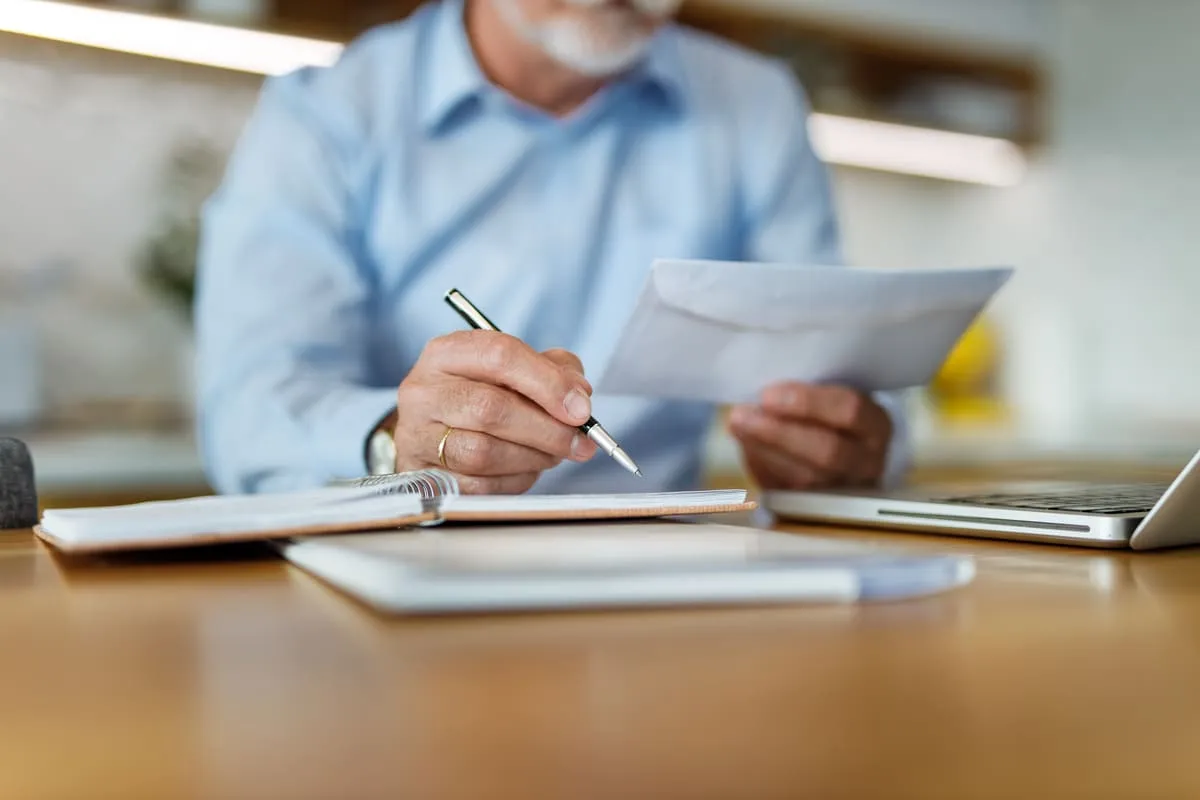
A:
[596, 259, 1014, 404]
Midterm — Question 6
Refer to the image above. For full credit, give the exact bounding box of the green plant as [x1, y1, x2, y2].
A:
[136, 140, 224, 323]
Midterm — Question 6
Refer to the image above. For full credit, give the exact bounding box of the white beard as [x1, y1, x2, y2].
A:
[495, 0, 681, 77]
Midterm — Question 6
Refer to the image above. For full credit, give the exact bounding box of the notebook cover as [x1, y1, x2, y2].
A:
[31, 512, 437, 555]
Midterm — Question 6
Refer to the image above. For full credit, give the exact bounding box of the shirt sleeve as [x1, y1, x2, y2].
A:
[194, 69, 396, 494]
[737, 65, 912, 488]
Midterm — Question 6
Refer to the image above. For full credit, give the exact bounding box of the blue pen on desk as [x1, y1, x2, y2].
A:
[444, 289, 643, 478]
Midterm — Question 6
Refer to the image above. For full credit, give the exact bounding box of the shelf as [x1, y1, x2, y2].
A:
[4, 0, 1038, 183]
[679, 2, 1043, 145]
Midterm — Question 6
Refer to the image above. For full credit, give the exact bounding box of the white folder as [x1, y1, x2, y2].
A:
[281, 522, 976, 614]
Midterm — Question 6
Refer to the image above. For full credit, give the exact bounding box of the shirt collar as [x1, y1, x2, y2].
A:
[420, 0, 490, 135]
[626, 27, 687, 113]
[420, 0, 688, 136]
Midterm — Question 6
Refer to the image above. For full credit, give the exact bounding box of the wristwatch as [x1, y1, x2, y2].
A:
[366, 423, 397, 476]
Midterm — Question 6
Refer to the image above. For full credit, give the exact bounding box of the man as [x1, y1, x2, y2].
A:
[196, 0, 909, 495]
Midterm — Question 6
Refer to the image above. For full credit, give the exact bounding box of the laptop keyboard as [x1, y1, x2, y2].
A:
[939, 483, 1170, 515]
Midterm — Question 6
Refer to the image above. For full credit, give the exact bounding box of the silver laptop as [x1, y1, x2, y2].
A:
[763, 449, 1200, 550]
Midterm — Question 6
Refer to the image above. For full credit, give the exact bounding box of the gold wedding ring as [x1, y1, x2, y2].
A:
[437, 426, 455, 471]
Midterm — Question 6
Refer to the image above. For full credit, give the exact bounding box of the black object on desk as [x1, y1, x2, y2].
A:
[0, 438, 38, 530]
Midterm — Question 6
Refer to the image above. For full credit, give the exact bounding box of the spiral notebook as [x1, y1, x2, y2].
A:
[33, 470, 756, 555]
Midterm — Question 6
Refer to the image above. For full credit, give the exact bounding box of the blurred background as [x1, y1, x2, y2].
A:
[2, 0, 1198, 508]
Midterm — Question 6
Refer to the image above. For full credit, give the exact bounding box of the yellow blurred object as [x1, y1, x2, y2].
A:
[929, 317, 1008, 424]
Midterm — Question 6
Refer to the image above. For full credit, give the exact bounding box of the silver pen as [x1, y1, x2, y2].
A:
[444, 288, 643, 477]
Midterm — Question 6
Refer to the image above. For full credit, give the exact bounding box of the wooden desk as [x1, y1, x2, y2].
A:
[3, 522, 1200, 799]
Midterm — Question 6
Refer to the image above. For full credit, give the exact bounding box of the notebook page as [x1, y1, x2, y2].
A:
[44, 483, 392, 519]
[442, 489, 748, 514]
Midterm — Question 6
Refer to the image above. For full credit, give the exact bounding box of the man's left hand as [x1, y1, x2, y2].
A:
[728, 383, 893, 490]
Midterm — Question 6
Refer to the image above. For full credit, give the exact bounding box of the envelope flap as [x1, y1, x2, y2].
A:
[649, 259, 1013, 331]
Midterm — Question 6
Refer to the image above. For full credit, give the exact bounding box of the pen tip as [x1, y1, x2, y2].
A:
[635, 469, 644, 477]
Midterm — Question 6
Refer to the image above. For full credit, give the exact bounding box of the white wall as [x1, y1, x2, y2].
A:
[0, 34, 261, 413]
[1050, 0, 1200, 431]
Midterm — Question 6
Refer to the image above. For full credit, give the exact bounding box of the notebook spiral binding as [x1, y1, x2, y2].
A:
[334, 469, 460, 522]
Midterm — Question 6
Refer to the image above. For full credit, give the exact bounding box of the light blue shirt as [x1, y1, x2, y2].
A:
[196, 0, 909, 495]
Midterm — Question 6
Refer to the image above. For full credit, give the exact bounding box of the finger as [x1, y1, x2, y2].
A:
[419, 379, 593, 461]
[542, 348, 585, 374]
[846, 438, 890, 486]
[739, 440, 830, 491]
[425, 332, 593, 426]
[455, 472, 542, 496]
[729, 405, 863, 479]
[761, 384, 890, 438]
[441, 428, 562, 475]
[542, 347, 592, 393]
[736, 413, 887, 488]
[436, 427, 590, 476]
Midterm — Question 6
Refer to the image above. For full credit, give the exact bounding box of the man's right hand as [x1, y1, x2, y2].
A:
[392, 331, 598, 495]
